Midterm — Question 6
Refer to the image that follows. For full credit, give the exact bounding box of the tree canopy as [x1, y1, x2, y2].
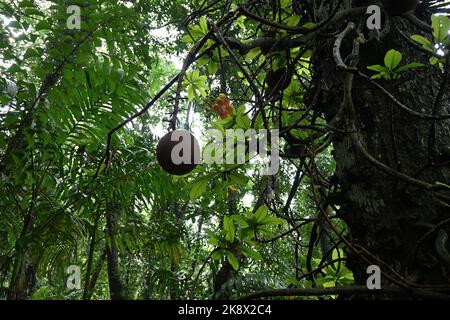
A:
[0, 0, 450, 300]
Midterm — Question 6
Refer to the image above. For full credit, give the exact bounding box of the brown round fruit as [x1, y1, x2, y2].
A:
[156, 130, 200, 175]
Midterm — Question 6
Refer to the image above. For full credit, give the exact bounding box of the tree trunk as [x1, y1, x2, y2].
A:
[7, 210, 37, 300]
[84, 249, 106, 300]
[105, 205, 125, 300]
[312, 1, 450, 296]
[83, 210, 100, 300]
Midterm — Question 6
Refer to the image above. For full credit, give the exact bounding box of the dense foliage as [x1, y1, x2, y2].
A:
[0, 0, 449, 300]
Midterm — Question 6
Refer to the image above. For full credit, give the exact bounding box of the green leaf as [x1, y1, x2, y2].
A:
[225, 251, 239, 271]
[184, 70, 209, 101]
[280, 0, 291, 9]
[24, 8, 44, 17]
[432, 15, 450, 44]
[108, 78, 116, 93]
[223, 216, 235, 243]
[180, 34, 194, 43]
[212, 251, 222, 260]
[236, 105, 246, 115]
[430, 56, 440, 65]
[384, 49, 402, 70]
[332, 249, 343, 269]
[19, 0, 33, 8]
[411, 35, 433, 51]
[240, 245, 262, 260]
[62, 68, 73, 80]
[187, 86, 195, 101]
[235, 113, 251, 129]
[367, 64, 388, 72]
[235, 16, 246, 30]
[206, 230, 219, 246]
[24, 48, 39, 59]
[254, 205, 268, 223]
[254, 113, 264, 129]
[303, 22, 316, 29]
[195, 55, 209, 66]
[188, 27, 204, 41]
[228, 172, 249, 186]
[8, 64, 23, 74]
[199, 17, 208, 34]
[370, 72, 386, 80]
[286, 15, 300, 27]
[259, 216, 282, 226]
[395, 62, 424, 73]
[189, 178, 209, 200]
[207, 61, 218, 75]
[245, 48, 261, 62]
[35, 19, 51, 31]
[74, 70, 86, 85]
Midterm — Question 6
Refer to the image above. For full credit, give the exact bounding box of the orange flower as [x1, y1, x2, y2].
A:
[213, 94, 234, 119]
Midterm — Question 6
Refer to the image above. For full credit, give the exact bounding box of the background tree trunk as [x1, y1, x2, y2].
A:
[105, 204, 125, 300]
[7, 210, 37, 300]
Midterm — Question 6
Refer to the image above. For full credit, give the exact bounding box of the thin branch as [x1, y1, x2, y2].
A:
[237, 285, 450, 300]
[93, 74, 180, 179]
[357, 71, 450, 120]
[172, 7, 242, 130]
[259, 219, 314, 243]
[402, 13, 433, 33]
[189, 248, 218, 299]
[207, 17, 269, 129]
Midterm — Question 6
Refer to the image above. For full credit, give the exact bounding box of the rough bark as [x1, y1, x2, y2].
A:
[312, 1, 450, 295]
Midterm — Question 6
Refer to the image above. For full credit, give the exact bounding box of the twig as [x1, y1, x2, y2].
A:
[237, 285, 450, 300]
[207, 17, 269, 129]
[357, 71, 450, 120]
[94, 74, 180, 179]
